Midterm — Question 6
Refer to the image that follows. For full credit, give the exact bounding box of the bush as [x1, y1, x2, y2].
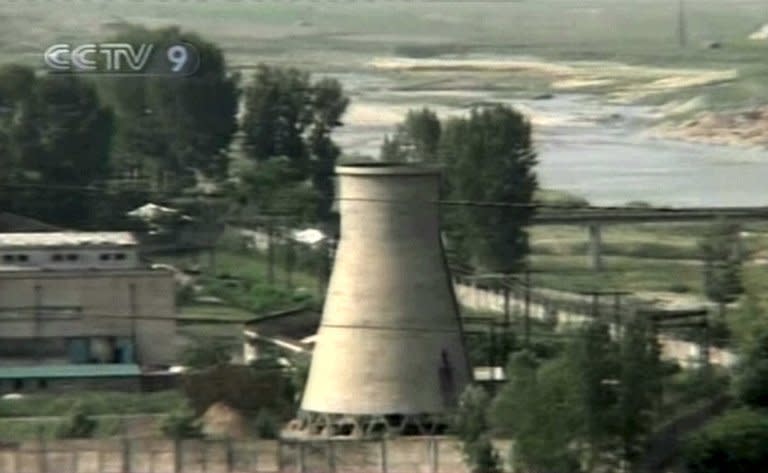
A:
[684, 408, 768, 473]
[176, 283, 195, 306]
[181, 336, 233, 369]
[735, 327, 768, 408]
[55, 403, 96, 439]
[254, 409, 279, 439]
[181, 365, 293, 418]
[161, 406, 203, 439]
[465, 435, 503, 473]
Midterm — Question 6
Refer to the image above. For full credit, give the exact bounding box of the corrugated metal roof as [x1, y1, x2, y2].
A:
[0, 364, 141, 379]
[0, 232, 137, 248]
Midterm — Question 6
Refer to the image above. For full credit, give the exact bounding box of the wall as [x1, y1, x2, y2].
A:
[0, 437, 514, 473]
[0, 269, 176, 366]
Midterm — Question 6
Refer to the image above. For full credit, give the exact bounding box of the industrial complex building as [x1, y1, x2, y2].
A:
[0, 232, 176, 393]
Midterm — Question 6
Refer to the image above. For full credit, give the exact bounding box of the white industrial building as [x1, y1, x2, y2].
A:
[0, 232, 176, 393]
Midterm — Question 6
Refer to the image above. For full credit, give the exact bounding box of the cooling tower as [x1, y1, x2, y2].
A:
[298, 163, 471, 437]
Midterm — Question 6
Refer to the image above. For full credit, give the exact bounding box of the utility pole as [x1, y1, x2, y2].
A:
[285, 236, 296, 290]
[523, 269, 531, 348]
[129, 283, 138, 364]
[34, 284, 42, 361]
[266, 219, 275, 285]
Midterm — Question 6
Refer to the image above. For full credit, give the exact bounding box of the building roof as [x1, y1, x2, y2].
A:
[0, 213, 62, 232]
[0, 364, 141, 379]
[473, 366, 506, 382]
[0, 232, 137, 249]
[244, 306, 321, 339]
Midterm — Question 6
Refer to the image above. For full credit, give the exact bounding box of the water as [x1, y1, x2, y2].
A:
[328, 72, 768, 207]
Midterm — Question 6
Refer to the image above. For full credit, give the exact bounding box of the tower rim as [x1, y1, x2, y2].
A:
[336, 162, 441, 176]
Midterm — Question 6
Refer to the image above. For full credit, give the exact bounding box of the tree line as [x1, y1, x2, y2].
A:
[0, 25, 539, 272]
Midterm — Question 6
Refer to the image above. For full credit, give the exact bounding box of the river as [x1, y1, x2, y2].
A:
[327, 72, 768, 207]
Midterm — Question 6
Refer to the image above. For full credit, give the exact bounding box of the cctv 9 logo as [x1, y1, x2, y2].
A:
[44, 42, 200, 76]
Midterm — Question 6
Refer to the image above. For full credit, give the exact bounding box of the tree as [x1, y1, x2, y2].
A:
[100, 26, 239, 190]
[0, 66, 114, 225]
[241, 65, 348, 222]
[241, 66, 311, 165]
[238, 156, 320, 222]
[181, 335, 233, 369]
[700, 222, 744, 319]
[439, 105, 538, 273]
[491, 323, 661, 473]
[735, 324, 768, 408]
[380, 107, 441, 163]
[491, 351, 582, 473]
[567, 323, 620, 471]
[454, 385, 503, 473]
[684, 408, 768, 473]
[616, 319, 660, 466]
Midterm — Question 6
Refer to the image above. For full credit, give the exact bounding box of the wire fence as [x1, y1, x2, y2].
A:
[0, 436, 503, 473]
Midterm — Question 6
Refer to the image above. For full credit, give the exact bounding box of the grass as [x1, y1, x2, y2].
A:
[153, 239, 322, 320]
[0, 416, 142, 441]
[177, 303, 256, 321]
[0, 390, 185, 418]
[0, 391, 181, 440]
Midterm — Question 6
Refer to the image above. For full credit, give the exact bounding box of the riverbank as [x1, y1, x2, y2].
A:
[657, 106, 768, 149]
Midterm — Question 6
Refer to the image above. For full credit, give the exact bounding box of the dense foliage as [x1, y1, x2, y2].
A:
[490, 321, 659, 473]
[0, 65, 113, 225]
[453, 386, 503, 473]
[241, 65, 348, 221]
[100, 25, 239, 190]
[684, 408, 768, 473]
[382, 104, 538, 272]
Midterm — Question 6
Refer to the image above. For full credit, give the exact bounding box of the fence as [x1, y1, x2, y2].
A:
[0, 437, 513, 473]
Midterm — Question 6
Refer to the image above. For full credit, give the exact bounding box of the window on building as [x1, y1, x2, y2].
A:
[66, 254, 79, 261]
[52, 254, 63, 262]
[100, 254, 111, 261]
[114, 253, 126, 261]
[17, 254, 28, 262]
[38, 379, 47, 390]
[2, 255, 13, 262]
[12, 379, 22, 391]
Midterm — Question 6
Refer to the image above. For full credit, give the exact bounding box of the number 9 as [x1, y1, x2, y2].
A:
[167, 45, 188, 73]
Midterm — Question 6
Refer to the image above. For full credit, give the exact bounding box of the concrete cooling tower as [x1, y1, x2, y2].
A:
[298, 163, 472, 438]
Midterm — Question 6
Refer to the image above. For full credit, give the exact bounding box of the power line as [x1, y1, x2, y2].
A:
[5, 182, 768, 214]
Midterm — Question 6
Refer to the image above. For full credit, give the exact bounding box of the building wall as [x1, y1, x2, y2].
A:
[0, 247, 139, 271]
[0, 269, 176, 366]
[0, 437, 515, 473]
